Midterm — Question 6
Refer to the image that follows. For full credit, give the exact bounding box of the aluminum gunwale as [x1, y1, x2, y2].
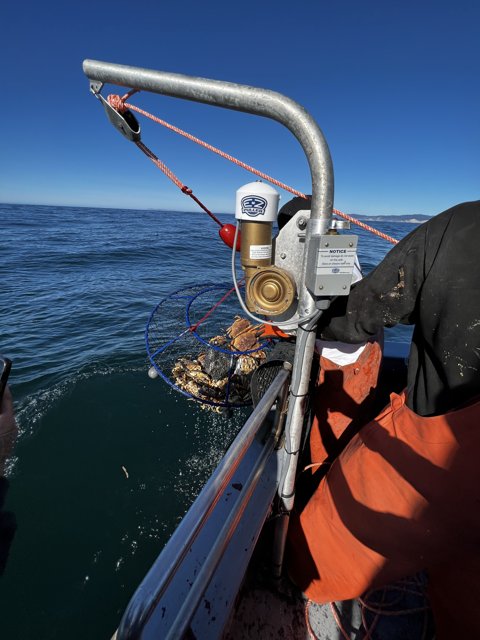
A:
[164, 423, 278, 640]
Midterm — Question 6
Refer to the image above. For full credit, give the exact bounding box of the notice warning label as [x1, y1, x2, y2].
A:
[316, 247, 356, 275]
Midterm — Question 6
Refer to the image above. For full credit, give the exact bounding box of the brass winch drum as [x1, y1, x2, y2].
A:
[247, 266, 296, 315]
[239, 221, 272, 269]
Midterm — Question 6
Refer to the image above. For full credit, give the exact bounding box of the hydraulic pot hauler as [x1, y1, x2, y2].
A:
[233, 181, 358, 329]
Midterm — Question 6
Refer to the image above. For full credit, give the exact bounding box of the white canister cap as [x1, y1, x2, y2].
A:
[235, 181, 279, 222]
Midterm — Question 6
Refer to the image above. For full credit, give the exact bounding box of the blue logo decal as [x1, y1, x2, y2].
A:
[241, 195, 268, 217]
[332, 268, 340, 273]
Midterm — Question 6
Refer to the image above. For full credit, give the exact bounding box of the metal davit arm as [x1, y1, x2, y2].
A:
[83, 59, 334, 634]
[82, 59, 333, 223]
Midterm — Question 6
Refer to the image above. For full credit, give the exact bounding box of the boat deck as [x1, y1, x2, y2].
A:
[225, 562, 434, 639]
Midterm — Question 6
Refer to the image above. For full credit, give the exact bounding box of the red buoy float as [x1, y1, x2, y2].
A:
[219, 223, 241, 251]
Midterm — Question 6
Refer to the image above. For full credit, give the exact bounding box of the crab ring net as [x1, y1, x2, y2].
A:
[146, 283, 271, 409]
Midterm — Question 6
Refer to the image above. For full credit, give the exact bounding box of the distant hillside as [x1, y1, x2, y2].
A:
[353, 214, 431, 223]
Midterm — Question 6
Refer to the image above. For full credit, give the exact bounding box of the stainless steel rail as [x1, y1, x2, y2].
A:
[117, 366, 291, 638]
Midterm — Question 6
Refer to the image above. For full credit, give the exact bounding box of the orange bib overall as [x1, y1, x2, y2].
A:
[287, 390, 480, 639]
[309, 341, 383, 465]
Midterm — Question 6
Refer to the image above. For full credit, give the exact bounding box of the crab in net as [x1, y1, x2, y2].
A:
[171, 316, 267, 411]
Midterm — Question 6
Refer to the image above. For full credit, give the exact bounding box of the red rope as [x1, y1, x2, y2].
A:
[189, 284, 240, 332]
[133, 140, 223, 228]
[108, 92, 399, 245]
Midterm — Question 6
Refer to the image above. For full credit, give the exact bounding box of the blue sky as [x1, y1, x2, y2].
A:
[1, 0, 478, 216]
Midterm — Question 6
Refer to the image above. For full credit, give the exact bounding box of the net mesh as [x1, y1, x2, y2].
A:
[146, 283, 271, 410]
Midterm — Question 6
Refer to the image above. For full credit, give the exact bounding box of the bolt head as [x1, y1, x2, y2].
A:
[297, 217, 307, 229]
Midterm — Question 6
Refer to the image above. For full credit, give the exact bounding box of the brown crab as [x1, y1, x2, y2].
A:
[172, 360, 212, 386]
[226, 316, 252, 338]
[170, 315, 267, 411]
[226, 316, 264, 352]
[209, 335, 228, 347]
[234, 355, 259, 375]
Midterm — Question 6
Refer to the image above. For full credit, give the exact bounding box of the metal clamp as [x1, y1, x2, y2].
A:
[90, 81, 141, 142]
[329, 218, 351, 230]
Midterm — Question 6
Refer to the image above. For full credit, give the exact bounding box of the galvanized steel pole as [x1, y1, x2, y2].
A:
[83, 58, 334, 576]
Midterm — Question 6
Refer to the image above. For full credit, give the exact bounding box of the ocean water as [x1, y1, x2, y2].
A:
[0, 203, 416, 639]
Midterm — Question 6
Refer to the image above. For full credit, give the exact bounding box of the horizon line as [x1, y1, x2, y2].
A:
[0, 202, 430, 219]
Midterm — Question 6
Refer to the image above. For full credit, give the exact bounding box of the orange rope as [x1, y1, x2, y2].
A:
[108, 92, 399, 245]
[109, 91, 226, 228]
[331, 209, 398, 245]
[304, 581, 431, 640]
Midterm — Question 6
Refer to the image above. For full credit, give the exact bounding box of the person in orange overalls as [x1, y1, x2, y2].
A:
[286, 201, 480, 639]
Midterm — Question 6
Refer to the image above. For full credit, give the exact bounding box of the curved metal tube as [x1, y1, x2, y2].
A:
[83, 59, 333, 225]
[82, 59, 335, 633]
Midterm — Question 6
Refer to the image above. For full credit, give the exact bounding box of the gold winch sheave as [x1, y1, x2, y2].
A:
[247, 266, 296, 315]
[240, 221, 296, 315]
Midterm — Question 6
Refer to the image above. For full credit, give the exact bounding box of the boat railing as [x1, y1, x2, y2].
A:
[84, 60, 336, 591]
[115, 365, 291, 639]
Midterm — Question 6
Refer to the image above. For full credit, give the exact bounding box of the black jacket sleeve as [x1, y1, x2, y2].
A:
[317, 223, 428, 343]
